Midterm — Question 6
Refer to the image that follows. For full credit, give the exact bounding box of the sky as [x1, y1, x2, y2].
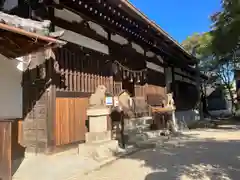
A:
[129, 0, 221, 43]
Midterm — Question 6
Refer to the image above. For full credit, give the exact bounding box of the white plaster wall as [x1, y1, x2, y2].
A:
[0, 55, 22, 119]
[2, 0, 18, 11]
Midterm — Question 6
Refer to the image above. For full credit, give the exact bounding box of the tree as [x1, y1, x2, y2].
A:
[182, 32, 236, 111]
[182, 32, 212, 59]
[211, 0, 240, 56]
[181, 32, 215, 74]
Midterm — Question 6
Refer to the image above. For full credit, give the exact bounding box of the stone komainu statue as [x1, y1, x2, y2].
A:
[166, 93, 175, 109]
[89, 85, 107, 107]
[118, 90, 135, 118]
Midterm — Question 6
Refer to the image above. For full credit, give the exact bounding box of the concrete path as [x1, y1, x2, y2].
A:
[77, 128, 240, 180]
[12, 145, 138, 180]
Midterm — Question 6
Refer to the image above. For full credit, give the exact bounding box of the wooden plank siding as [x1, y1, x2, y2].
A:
[145, 84, 166, 96]
[54, 46, 114, 94]
[145, 84, 166, 106]
[55, 97, 89, 146]
[0, 121, 12, 180]
[134, 84, 146, 97]
[17, 120, 23, 145]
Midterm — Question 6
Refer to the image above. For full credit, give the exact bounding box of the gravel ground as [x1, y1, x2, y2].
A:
[79, 127, 240, 180]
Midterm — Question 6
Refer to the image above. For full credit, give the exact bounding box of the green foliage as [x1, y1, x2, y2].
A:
[181, 32, 215, 71]
[182, 32, 213, 59]
[181, 32, 234, 87]
[182, 31, 236, 108]
[211, 0, 240, 55]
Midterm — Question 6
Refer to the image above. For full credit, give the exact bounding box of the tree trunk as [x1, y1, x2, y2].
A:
[226, 85, 236, 114]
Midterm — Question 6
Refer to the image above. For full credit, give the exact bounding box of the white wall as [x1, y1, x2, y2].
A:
[0, 54, 22, 119]
[2, 0, 18, 11]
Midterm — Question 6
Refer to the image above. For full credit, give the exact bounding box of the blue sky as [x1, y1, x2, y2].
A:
[129, 0, 221, 43]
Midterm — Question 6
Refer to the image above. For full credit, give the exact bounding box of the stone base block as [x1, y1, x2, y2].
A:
[87, 108, 110, 116]
[89, 115, 108, 132]
[78, 140, 119, 162]
[85, 131, 111, 143]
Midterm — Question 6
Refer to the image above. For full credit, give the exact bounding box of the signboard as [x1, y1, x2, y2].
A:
[105, 96, 113, 106]
[114, 96, 119, 107]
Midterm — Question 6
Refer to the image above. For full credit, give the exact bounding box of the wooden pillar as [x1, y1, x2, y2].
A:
[0, 119, 13, 180]
[46, 54, 57, 152]
[165, 66, 172, 93]
[171, 67, 176, 97]
[46, 85, 56, 151]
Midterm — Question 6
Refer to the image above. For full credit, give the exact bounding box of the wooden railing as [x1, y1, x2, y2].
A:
[113, 82, 122, 95]
[55, 47, 114, 94]
[56, 70, 113, 94]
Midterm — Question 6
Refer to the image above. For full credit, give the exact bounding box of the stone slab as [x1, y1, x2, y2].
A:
[89, 115, 108, 132]
[78, 140, 119, 162]
[85, 131, 111, 143]
[87, 108, 110, 116]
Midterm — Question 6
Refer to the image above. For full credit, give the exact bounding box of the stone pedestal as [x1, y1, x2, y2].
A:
[85, 107, 111, 143]
[80, 107, 119, 161]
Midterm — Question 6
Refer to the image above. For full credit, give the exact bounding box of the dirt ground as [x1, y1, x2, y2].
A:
[80, 124, 240, 180]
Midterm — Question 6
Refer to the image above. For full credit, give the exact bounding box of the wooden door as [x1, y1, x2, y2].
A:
[55, 97, 89, 146]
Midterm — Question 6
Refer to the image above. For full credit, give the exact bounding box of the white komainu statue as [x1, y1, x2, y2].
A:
[166, 93, 175, 109]
[166, 93, 178, 133]
[89, 85, 107, 108]
[118, 90, 134, 118]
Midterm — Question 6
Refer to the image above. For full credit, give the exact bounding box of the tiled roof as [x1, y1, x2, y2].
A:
[0, 11, 50, 35]
[0, 12, 66, 58]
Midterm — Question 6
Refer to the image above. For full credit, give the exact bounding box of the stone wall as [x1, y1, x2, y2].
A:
[175, 110, 200, 129]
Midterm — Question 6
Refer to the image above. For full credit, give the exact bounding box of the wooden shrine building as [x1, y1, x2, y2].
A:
[2, 0, 207, 156]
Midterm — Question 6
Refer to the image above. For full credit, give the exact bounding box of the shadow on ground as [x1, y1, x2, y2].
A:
[123, 132, 240, 180]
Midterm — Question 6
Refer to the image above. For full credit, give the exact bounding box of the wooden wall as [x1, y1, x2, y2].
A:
[174, 81, 198, 111]
[55, 96, 88, 146]
[16, 2, 169, 154]
[0, 121, 12, 180]
[145, 68, 166, 106]
[52, 44, 118, 147]
[145, 84, 166, 106]
[134, 84, 146, 97]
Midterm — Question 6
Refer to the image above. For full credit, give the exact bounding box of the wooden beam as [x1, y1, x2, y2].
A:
[146, 61, 164, 73]
[56, 26, 110, 54]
